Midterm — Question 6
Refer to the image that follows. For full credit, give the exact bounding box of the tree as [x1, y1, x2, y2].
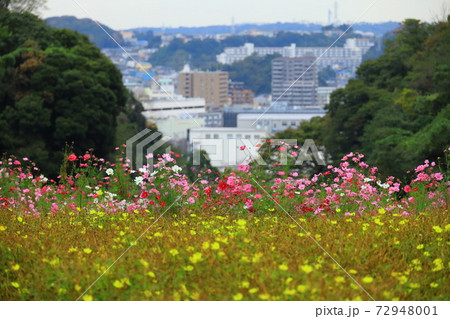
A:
[0, 11, 128, 176]
[1, 0, 47, 14]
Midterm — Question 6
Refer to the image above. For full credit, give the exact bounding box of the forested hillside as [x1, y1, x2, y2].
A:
[45, 16, 125, 48]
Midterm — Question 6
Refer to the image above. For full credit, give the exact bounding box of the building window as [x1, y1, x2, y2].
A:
[291, 121, 296, 126]
[282, 121, 287, 126]
[213, 134, 219, 139]
[205, 134, 211, 139]
[245, 134, 251, 139]
[227, 134, 233, 139]
[236, 134, 242, 139]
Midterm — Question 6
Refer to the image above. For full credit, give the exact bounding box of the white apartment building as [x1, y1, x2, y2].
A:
[216, 38, 373, 73]
[142, 97, 206, 118]
[237, 112, 326, 134]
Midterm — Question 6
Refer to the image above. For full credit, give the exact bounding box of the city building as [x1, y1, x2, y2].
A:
[237, 112, 326, 134]
[317, 86, 336, 108]
[216, 38, 373, 73]
[228, 81, 254, 105]
[271, 56, 318, 108]
[151, 116, 205, 149]
[141, 96, 206, 118]
[178, 68, 229, 108]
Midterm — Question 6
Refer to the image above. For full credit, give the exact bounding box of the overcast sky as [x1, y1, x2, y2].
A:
[42, 0, 450, 30]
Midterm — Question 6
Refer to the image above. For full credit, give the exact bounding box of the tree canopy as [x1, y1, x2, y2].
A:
[0, 10, 131, 175]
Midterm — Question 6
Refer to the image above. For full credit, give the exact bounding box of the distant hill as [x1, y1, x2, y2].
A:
[45, 16, 124, 48]
[130, 22, 400, 36]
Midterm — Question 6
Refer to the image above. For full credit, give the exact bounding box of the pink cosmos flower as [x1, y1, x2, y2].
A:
[67, 154, 77, 161]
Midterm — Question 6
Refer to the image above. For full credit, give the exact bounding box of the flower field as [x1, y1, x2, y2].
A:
[0, 147, 449, 301]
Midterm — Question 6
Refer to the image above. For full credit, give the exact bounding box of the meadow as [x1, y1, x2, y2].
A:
[0, 146, 448, 300]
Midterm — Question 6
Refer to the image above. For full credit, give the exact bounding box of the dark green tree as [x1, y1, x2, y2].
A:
[0, 11, 129, 175]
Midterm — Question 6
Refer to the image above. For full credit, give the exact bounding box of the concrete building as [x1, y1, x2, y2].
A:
[153, 116, 205, 147]
[229, 81, 254, 105]
[188, 127, 268, 170]
[237, 112, 326, 134]
[178, 70, 229, 107]
[271, 56, 318, 108]
[216, 38, 372, 73]
[317, 86, 336, 108]
[142, 97, 206, 118]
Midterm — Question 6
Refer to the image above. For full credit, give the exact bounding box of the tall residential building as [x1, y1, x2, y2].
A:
[271, 56, 318, 108]
[178, 70, 229, 107]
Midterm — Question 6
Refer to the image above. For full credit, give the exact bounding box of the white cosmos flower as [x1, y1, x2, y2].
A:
[134, 176, 144, 186]
[172, 165, 182, 173]
[106, 168, 114, 176]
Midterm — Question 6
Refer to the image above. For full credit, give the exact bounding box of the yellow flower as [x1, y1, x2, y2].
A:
[147, 271, 155, 278]
[433, 226, 443, 233]
[252, 252, 263, 263]
[378, 208, 386, 215]
[279, 263, 289, 271]
[362, 276, 374, 284]
[334, 276, 345, 283]
[83, 248, 92, 254]
[396, 275, 408, 284]
[202, 242, 210, 250]
[296, 285, 308, 293]
[430, 282, 439, 288]
[169, 249, 179, 256]
[82, 294, 93, 301]
[283, 288, 296, 296]
[17, 216, 23, 223]
[75, 284, 82, 292]
[432, 258, 444, 272]
[189, 252, 203, 264]
[233, 293, 243, 301]
[249, 288, 259, 294]
[301, 264, 313, 274]
[211, 242, 220, 250]
[183, 265, 194, 271]
[11, 282, 20, 288]
[113, 280, 124, 289]
[416, 244, 424, 250]
[0, 225, 7, 231]
[11, 264, 20, 271]
[237, 219, 247, 226]
[140, 259, 149, 268]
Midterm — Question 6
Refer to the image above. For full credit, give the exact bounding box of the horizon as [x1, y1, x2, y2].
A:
[42, 0, 449, 30]
[44, 15, 401, 31]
